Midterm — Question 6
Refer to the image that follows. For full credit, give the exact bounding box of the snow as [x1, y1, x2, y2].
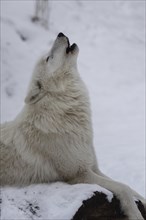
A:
[1, 183, 112, 220]
[1, 0, 145, 219]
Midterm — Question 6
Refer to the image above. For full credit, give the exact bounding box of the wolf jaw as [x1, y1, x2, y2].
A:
[57, 32, 77, 54]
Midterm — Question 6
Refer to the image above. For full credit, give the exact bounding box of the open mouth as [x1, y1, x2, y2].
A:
[57, 33, 77, 54]
[66, 37, 77, 54]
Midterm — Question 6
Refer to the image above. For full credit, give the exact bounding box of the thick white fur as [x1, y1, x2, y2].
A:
[0, 34, 145, 219]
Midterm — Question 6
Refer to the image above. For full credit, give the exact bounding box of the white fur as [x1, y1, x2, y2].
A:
[0, 34, 145, 219]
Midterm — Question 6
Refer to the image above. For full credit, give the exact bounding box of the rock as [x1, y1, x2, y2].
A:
[72, 191, 146, 220]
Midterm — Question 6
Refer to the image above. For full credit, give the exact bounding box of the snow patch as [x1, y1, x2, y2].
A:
[1, 183, 113, 219]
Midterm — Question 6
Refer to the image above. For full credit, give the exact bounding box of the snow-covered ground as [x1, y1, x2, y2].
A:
[1, 0, 145, 218]
[1, 183, 113, 220]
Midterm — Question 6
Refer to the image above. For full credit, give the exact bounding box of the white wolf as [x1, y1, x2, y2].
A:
[0, 33, 145, 219]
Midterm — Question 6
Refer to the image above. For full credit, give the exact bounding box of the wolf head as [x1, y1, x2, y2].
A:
[25, 33, 79, 104]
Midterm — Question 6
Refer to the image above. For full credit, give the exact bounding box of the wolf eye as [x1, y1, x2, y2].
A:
[36, 81, 42, 89]
[46, 55, 53, 62]
[46, 56, 50, 62]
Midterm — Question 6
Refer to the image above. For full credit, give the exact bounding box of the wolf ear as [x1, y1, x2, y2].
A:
[25, 81, 44, 104]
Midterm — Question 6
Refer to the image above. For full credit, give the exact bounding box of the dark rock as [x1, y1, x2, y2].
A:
[72, 191, 146, 220]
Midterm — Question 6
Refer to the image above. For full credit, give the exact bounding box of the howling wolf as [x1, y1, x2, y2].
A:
[0, 33, 145, 219]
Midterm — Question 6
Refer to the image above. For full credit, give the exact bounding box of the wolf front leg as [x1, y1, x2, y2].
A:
[97, 169, 146, 207]
[69, 169, 144, 220]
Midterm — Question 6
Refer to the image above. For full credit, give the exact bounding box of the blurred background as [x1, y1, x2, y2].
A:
[1, 0, 145, 196]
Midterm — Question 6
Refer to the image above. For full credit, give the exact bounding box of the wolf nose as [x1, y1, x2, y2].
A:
[58, 32, 65, 38]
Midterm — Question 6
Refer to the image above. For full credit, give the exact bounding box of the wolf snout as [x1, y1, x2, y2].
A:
[57, 32, 78, 54]
[57, 32, 65, 38]
[57, 32, 70, 46]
